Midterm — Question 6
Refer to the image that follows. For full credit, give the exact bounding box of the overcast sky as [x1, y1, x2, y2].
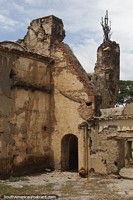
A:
[0, 0, 133, 80]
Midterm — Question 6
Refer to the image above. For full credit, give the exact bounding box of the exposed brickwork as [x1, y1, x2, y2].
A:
[89, 40, 120, 114]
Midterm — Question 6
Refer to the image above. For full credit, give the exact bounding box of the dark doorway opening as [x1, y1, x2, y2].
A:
[126, 141, 133, 159]
[69, 135, 78, 170]
[61, 134, 78, 172]
[124, 140, 133, 168]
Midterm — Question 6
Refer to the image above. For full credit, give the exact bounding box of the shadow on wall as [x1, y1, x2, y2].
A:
[0, 149, 55, 179]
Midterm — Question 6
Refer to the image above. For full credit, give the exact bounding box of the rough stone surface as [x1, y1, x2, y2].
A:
[18, 15, 94, 170]
[88, 104, 133, 174]
[18, 15, 65, 56]
[91, 40, 120, 112]
[0, 46, 54, 177]
[0, 15, 94, 177]
[0, 14, 132, 179]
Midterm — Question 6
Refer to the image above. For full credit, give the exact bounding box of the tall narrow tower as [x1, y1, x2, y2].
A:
[94, 11, 120, 112]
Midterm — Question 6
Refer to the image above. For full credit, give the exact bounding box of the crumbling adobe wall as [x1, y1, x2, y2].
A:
[0, 48, 17, 178]
[18, 15, 95, 169]
[0, 46, 54, 178]
[92, 40, 120, 112]
[89, 104, 133, 175]
[50, 42, 94, 169]
[17, 15, 65, 57]
[89, 125, 123, 174]
[18, 15, 94, 117]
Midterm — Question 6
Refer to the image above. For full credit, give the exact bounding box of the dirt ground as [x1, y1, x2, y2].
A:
[1, 168, 133, 200]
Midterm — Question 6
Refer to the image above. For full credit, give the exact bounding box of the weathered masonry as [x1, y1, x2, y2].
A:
[0, 45, 54, 177]
[86, 104, 133, 174]
[0, 14, 132, 178]
[0, 16, 94, 178]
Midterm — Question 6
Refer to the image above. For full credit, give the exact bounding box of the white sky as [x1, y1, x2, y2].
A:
[0, 0, 133, 80]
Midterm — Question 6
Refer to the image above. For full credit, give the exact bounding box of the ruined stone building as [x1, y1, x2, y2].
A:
[0, 14, 133, 178]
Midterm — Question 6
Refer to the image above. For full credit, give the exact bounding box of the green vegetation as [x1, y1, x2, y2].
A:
[0, 182, 54, 198]
[0, 183, 34, 197]
[116, 80, 133, 106]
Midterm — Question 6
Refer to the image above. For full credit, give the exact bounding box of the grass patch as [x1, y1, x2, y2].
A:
[60, 181, 78, 197]
[38, 183, 54, 193]
[0, 183, 36, 197]
[9, 176, 29, 182]
[80, 178, 123, 200]
[0, 182, 55, 198]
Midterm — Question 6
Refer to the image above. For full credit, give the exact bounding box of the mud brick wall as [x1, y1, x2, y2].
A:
[0, 47, 54, 177]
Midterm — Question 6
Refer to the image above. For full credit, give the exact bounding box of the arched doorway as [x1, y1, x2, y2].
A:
[61, 134, 78, 171]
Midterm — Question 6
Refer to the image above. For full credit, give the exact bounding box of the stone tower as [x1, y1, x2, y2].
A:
[93, 11, 120, 112]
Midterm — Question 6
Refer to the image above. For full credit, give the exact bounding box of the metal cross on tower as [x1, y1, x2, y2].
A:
[101, 10, 111, 41]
